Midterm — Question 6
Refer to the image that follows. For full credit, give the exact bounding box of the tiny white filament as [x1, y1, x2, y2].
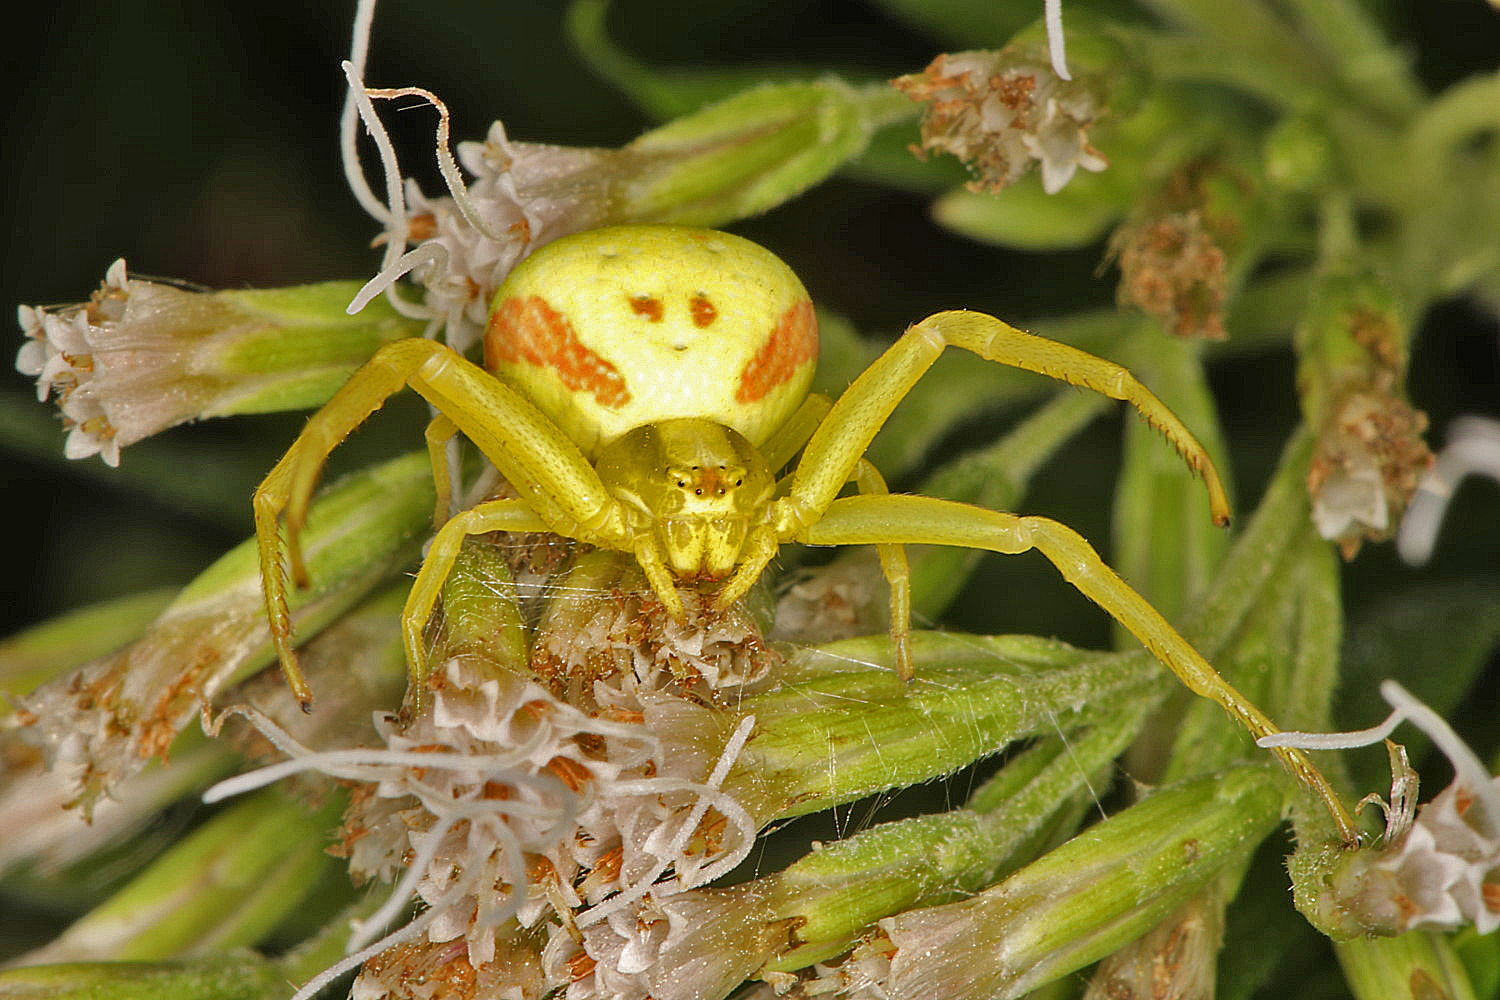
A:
[1045, 0, 1072, 81]
[1397, 416, 1500, 565]
[340, 60, 431, 321]
[340, 0, 391, 224]
[575, 714, 758, 929]
[1258, 680, 1500, 832]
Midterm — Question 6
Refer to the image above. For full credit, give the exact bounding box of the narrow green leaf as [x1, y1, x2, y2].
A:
[0, 955, 284, 1000]
[16, 790, 343, 963]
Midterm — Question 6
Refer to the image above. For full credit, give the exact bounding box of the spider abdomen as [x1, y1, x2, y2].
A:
[484, 225, 818, 456]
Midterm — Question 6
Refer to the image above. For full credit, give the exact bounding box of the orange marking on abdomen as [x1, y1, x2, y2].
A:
[689, 293, 718, 328]
[486, 295, 630, 408]
[735, 300, 817, 403]
[629, 294, 663, 321]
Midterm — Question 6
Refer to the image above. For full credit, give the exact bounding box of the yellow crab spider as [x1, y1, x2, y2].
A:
[253, 223, 1357, 842]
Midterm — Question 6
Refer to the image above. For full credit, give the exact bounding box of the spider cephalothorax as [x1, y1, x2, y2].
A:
[255, 223, 1357, 841]
[595, 419, 776, 584]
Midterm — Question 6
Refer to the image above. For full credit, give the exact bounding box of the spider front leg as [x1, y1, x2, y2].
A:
[253, 337, 628, 709]
[798, 493, 1360, 844]
[779, 310, 1231, 535]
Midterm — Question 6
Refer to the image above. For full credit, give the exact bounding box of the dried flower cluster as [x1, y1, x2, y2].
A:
[7, 1, 1500, 998]
[1304, 305, 1433, 557]
[1111, 211, 1229, 341]
[769, 550, 888, 648]
[1353, 774, 1500, 934]
[893, 50, 1106, 196]
[14, 261, 415, 468]
[224, 567, 780, 1000]
[354, 108, 622, 354]
[753, 938, 893, 999]
[1307, 388, 1431, 557]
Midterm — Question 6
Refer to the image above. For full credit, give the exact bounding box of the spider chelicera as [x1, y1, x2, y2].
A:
[254, 223, 1356, 841]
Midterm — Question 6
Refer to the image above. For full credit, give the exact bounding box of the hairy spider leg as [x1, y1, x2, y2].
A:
[851, 459, 914, 680]
[786, 310, 1231, 535]
[717, 309, 1230, 618]
[800, 493, 1360, 844]
[253, 338, 630, 709]
[759, 393, 834, 475]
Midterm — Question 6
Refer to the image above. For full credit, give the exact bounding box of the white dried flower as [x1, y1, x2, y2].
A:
[341, 69, 620, 354]
[542, 882, 785, 1000]
[767, 942, 895, 999]
[529, 559, 779, 709]
[381, 124, 625, 353]
[0, 733, 231, 878]
[206, 652, 760, 1000]
[1307, 389, 1432, 558]
[16, 260, 131, 465]
[15, 259, 412, 465]
[1022, 91, 1107, 194]
[1310, 433, 1391, 540]
[13, 582, 279, 805]
[12, 453, 430, 805]
[350, 922, 547, 1000]
[771, 550, 888, 647]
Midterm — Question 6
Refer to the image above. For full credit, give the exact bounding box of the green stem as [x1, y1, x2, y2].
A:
[1279, 0, 1423, 120]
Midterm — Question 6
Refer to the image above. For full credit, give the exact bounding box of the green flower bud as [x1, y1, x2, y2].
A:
[1337, 931, 1482, 1000]
[1263, 116, 1336, 193]
[623, 81, 911, 224]
[16, 266, 420, 465]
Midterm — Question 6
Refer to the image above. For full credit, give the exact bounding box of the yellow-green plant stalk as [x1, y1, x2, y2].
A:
[10, 789, 345, 966]
[874, 764, 1284, 1000]
[1337, 931, 1482, 1000]
[545, 722, 1134, 999]
[0, 955, 289, 1000]
[0, 588, 175, 706]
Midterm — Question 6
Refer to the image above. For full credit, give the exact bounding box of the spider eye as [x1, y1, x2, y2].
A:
[695, 488, 704, 496]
